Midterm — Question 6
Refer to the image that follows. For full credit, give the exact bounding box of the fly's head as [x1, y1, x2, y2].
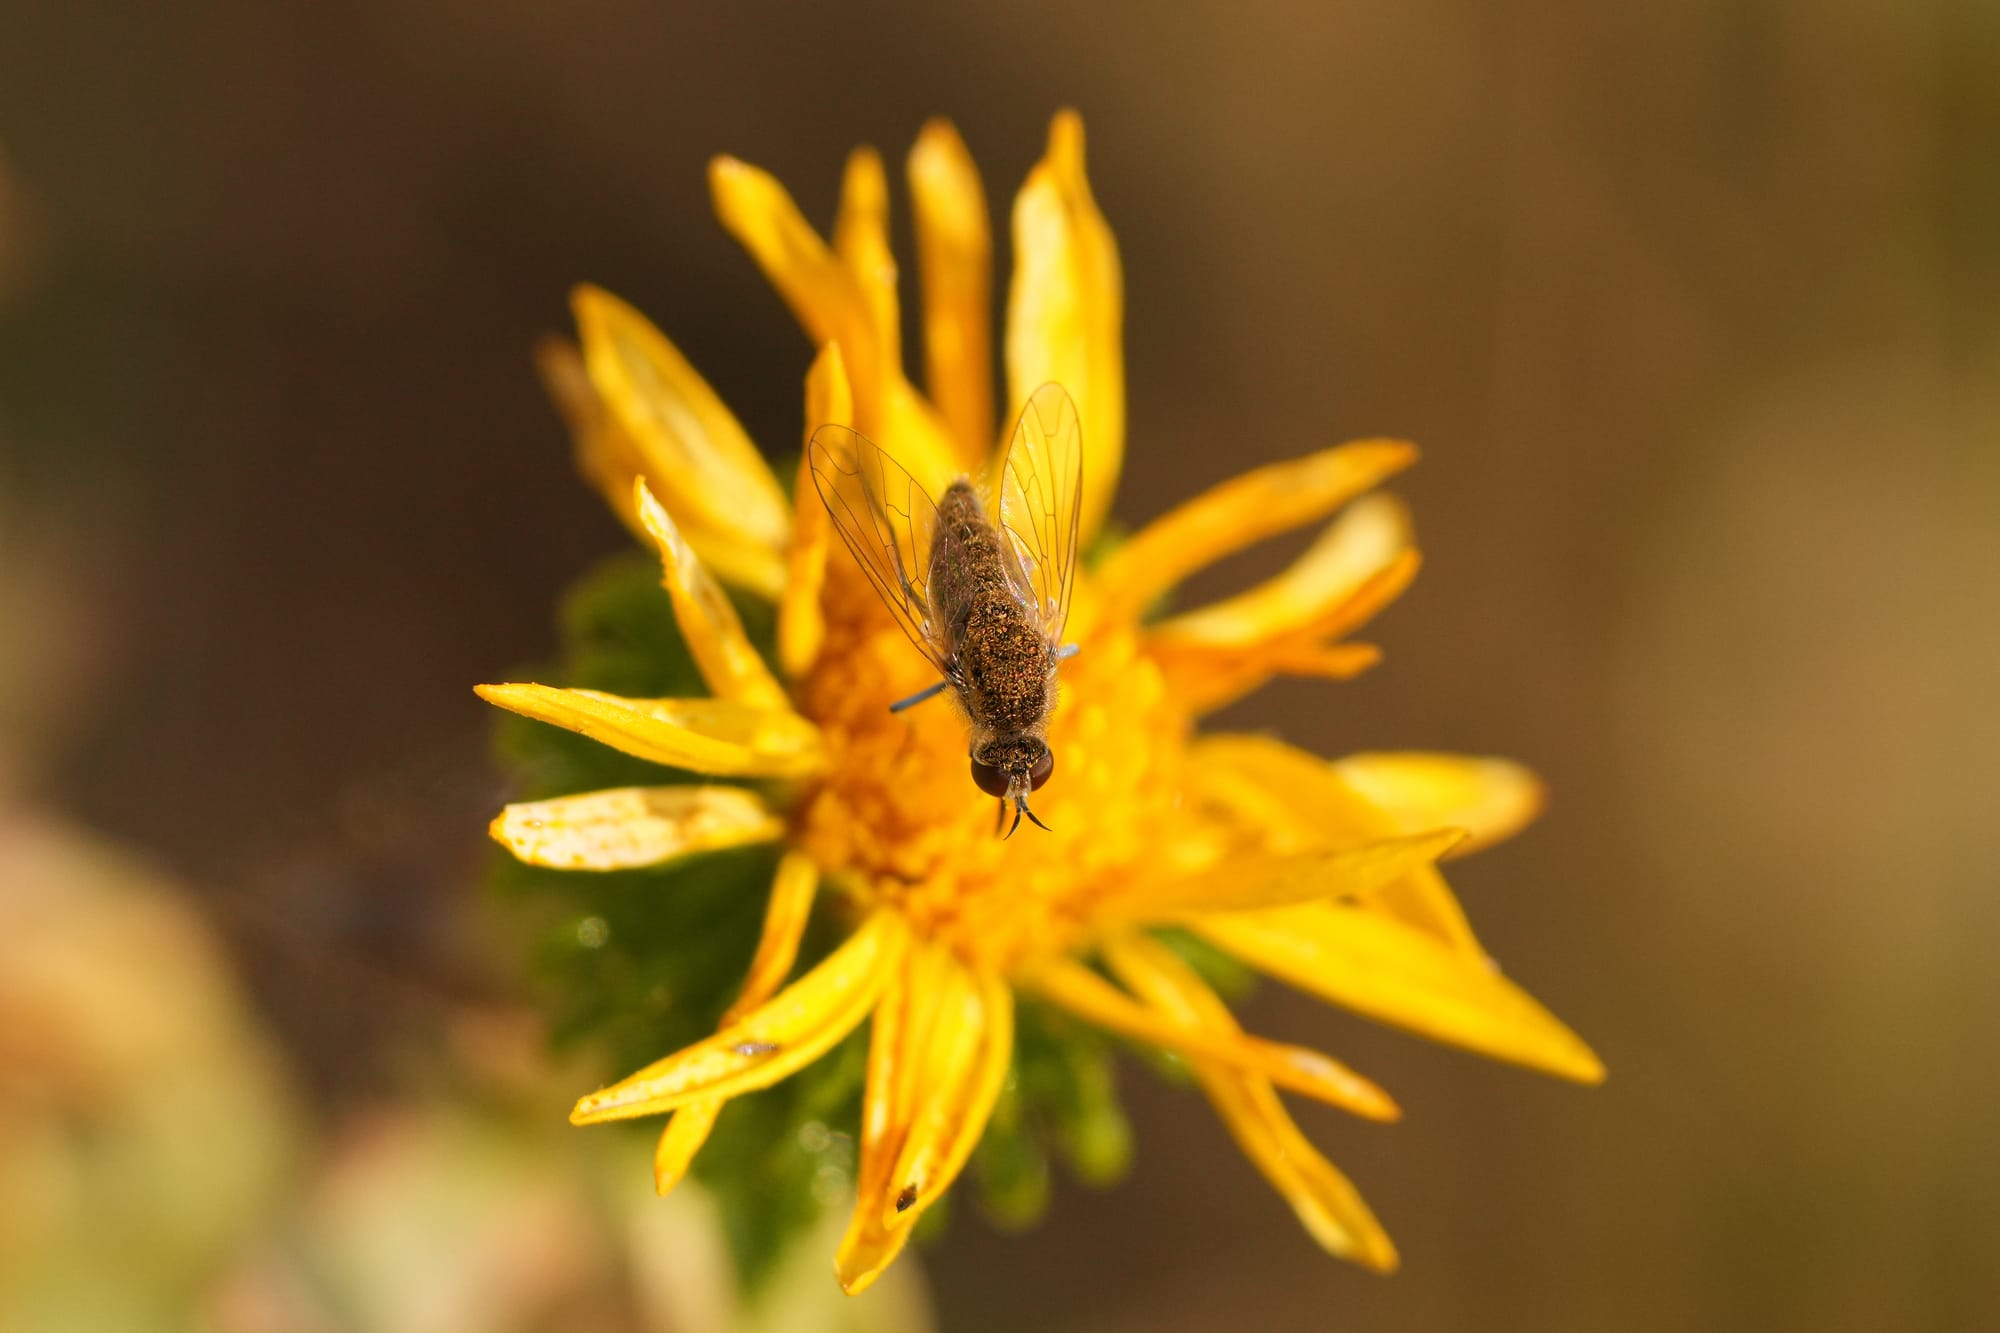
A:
[970, 734, 1055, 837]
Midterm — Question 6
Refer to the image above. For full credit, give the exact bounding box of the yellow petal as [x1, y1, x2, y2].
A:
[651, 1099, 723, 1196]
[1095, 440, 1418, 623]
[1148, 553, 1419, 714]
[1136, 828, 1467, 917]
[882, 961, 1012, 1230]
[488, 785, 782, 871]
[710, 155, 960, 487]
[779, 342, 851, 679]
[1153, 492, 1414, 643]
[1195, 903, 1605, 1084]
[572, 910, 904, 1124]
[1332, 752, 1546, 859]
[1101, 932, 1397, 1270]
[1028, 957, 1398, 1121]
[1006, 109, 1123, 540]
[726, 850, 821, 1023]
[834, 147, 901, 381]
[633, 478, 787, 711]
[1258, 641, 1383, 678]
[536, 336, 788, 598]
[475, 683, 825, 778]
[570, 285, 791, 552]
[1193, 732, 1483, 958]
[908, 118, 994, 466]
[836, 942, 928, 1294]
[653, 850, 821, 1196]
[710, 155, 878, 391]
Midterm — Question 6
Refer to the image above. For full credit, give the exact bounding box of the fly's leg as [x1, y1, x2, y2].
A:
[889, 680, 950, 713]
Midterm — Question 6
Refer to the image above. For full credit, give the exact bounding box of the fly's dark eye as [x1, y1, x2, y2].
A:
[1029, 748, 1055, 791]
[969, 756, 1011, 797]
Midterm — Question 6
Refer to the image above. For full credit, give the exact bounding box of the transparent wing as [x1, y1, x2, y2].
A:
[808, 424, 951, 672]
[991, 382, 1085, 642]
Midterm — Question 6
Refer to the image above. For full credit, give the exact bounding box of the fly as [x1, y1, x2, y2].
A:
[809, 383, 1084, 837]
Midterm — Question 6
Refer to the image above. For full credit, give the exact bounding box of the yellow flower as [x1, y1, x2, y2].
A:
[484, 111, 1601, 1293]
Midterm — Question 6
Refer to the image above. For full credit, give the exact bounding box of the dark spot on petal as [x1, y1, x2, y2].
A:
[895, 1184, 918, 1212]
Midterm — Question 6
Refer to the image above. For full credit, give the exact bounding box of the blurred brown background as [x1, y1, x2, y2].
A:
[3, 2, 1997, 1330]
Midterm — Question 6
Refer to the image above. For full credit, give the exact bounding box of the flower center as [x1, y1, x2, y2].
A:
[791, 573, 1191, 975]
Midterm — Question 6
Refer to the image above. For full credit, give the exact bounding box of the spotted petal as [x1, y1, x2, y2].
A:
[489, 786, 783, 871]
[475, 684, 825, 778]
[881, 959, 1012, 1229]
[572, 909, 904, 1124]
[836, 940, 942, 1293]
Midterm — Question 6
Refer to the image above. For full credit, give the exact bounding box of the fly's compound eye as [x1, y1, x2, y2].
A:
[970, 756, 1011, 798]
[1028, 748, 1055, 791]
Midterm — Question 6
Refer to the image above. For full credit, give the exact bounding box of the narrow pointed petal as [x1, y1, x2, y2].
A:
[572, 910, 904, 1124]
[710, 155, 960, 486]
[571, 285, 790, 551]
[908, 118, 994, 466]
[651, 1099, 723, 1196]
[1095, 440, 1418, 623]
[780, 343, 851, 679]
[1149, 553, 1420, 714]
[1259, 642, 1383, 679]
[1102, 933, 1398, 1270]
[475, 684, 825, 778]
[1137, 828, 1467, 917]
[1006, 109, 1123, 540]
[883, 963, 1012, 1230]
[1029, 958, 1398, 1121]
[1196, 903, 1605, 1084]
[1155, 494, 1413, 643]
[726, 851, 820, 1023]
[633, 479, 788, 711]
[1193, 732, 1483, 957]
[710, 155, 882, 401]
[489, 785, 782, 871]
[1332, 752, 1547, 859]
[653, 851, 822, 1196]
[834, 147, 902, 381]
[536, 336, 788, 598]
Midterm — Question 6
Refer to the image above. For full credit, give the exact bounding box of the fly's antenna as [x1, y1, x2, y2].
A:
[1018, 798, 1051, 833]
[1003, 802, 1025, 839]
